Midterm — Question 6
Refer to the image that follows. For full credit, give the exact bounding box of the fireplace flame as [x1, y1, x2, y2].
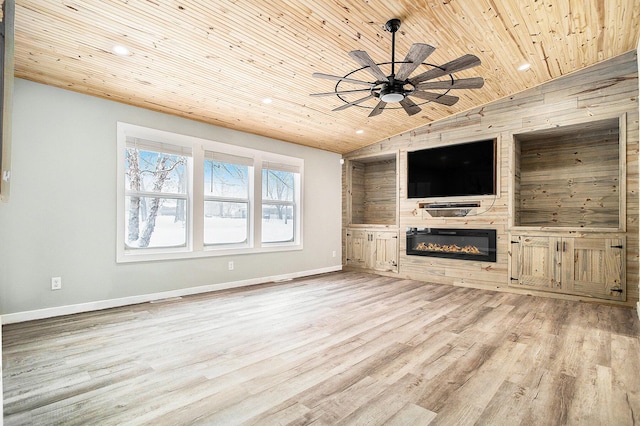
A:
[414, 242, 485, 255]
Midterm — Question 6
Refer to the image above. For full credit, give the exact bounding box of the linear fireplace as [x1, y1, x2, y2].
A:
[406, 228, 497, 262]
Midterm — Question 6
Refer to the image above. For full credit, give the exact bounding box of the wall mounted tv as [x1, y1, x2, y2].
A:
[407, 139, 496, 199]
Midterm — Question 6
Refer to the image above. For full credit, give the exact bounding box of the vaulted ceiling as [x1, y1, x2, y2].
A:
[11, 0, 640, 154]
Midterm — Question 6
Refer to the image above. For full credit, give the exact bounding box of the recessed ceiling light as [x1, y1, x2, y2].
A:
[518, 63, 531, 71]
[262, 98, 273, 104]
[355, 129, 364, 134]
[112, 45, 130, 56]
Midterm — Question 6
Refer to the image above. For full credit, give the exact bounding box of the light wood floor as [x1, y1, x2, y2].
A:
[3, 271, 640, 425]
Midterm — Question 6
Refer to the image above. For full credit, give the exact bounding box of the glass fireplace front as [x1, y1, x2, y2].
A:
[406, 228, 497, 262]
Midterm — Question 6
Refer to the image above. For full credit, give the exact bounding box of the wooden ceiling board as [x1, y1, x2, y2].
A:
[12, 0, 640, 154]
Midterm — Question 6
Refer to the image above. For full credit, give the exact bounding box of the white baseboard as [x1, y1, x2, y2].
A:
[1, 265, 342, 325]
[637, 302, 640, 320]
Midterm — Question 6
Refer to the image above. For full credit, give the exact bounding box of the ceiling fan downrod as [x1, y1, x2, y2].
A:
[385, 18, 402, 79]
[381, 18, 405, 103]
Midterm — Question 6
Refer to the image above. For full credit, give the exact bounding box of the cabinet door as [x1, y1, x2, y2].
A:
[346, 230, 368, 268]
[514, 235, 563, 291]
[373, 231, 398, 272]
[563, 237, 625, 301]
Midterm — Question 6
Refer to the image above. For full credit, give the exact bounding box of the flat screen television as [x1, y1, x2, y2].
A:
[407, 139, 496, 199]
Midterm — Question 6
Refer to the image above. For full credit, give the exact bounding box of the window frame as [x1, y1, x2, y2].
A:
[117, 122, 304, 263]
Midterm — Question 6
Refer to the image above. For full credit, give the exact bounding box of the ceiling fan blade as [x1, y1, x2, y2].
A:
[415, 77, 485, 90]
[332, 94, 375, 111]
[410, 54, 482, 84]
[368, 100, 387, 117]
[348, 50, 389, 82]
[399, 97, 422, 116]
[310, 88, 373, 97]
[312, 73, 375, 87]
[410, 91, 460, 106]
[395, 43, 436, 81]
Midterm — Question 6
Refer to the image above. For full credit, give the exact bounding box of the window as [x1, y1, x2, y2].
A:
[204, 152, 253, 246]
[262, 162, 299, 244]
[117, 123, 303, 262]
[124, 139, 190, 249]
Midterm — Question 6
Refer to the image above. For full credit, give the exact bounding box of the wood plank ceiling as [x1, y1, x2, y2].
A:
[11, 0, 640, 154]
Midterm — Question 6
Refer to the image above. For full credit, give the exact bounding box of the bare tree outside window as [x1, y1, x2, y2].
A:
[125, 147, 187, 248]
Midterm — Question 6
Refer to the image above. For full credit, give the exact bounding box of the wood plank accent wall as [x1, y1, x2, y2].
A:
[350, 161, 365, 225]
[342, 50, 639, 307]
[513, 136, 522, 228]
[362, 160, 396, 225]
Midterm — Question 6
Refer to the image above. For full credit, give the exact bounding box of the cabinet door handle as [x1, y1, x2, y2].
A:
[563, 241, 566, 252]
[611, 245, 623, 249]
[556, 242, 560, 252]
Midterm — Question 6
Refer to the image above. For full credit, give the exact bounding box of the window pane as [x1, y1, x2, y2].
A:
[204, 160, 249, 198]
[125, 196, 187, 248]
[262, 204, 293, 243]
[204, 201, 248, 245]
[262, 169, 295, 201]
[125, 148, 187, 194]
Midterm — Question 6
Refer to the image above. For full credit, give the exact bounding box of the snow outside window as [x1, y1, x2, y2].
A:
[124, 139, 191, 249]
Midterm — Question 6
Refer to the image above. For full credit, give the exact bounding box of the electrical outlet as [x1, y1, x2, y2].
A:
[228, 261, 234, 271]
[332, 250, 337, 258]
[51, 276, 62, 290]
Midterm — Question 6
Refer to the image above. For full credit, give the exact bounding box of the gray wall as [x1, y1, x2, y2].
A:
[0, 79, 342, 315]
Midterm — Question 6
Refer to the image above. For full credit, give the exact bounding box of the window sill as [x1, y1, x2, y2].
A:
[116, 243, 303, 263]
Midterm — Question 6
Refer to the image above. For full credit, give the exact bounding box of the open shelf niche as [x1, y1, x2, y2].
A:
[513, 116, 625, 230]
[347, 153, 397, 226]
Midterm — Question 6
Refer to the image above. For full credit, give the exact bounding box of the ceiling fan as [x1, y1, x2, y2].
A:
[311, 19, 484, 117]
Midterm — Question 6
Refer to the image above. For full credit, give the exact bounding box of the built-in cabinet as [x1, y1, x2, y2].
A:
[345, 228, 398, 273]
[510, 233, 625, 301]
[509, 117, 627, 301]
[342, 52, 638, 308]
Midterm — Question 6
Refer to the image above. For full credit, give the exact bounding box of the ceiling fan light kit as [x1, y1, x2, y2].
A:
[379, 87, 405, 103]
[312, 19, 484, 117]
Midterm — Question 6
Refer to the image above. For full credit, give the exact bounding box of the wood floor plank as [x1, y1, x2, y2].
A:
[427, 340, 529, 426]
[610, 334, 640, 424]
[384, 403, 437, 425]
[334, 373, 426, 426]
[3, 271, 640, 425]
